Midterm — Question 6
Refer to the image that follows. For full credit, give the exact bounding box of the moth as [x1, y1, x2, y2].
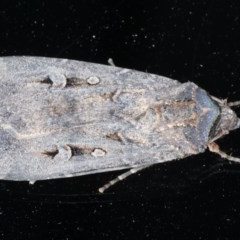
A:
[0, 56, 240, 193]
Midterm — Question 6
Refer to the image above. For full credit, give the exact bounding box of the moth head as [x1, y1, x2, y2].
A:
[211, 101, 240, 140]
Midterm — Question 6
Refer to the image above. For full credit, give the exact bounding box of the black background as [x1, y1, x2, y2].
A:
[1, 0, 240, 239]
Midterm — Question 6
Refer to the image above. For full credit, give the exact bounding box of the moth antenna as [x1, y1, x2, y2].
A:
[228, 101, 240, 107]
[208, 142, 240, 163]
[98, 165, 150, 193]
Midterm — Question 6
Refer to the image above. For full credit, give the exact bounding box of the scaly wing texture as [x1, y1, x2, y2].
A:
[0, 57, 219, 181]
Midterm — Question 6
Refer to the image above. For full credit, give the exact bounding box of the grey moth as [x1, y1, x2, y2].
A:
[0, 56, 239, 192]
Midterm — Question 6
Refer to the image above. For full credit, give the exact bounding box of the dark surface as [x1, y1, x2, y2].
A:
[0, 0, 240, 239]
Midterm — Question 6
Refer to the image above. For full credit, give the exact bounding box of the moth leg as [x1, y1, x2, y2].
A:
[208, 142, 240, 163]
[228, 100, 240, 107]
[98, 166, 149, 193]
[107, 58, 116, 66]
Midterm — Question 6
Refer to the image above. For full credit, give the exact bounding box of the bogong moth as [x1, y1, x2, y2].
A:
[0, 56, 239, 193]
